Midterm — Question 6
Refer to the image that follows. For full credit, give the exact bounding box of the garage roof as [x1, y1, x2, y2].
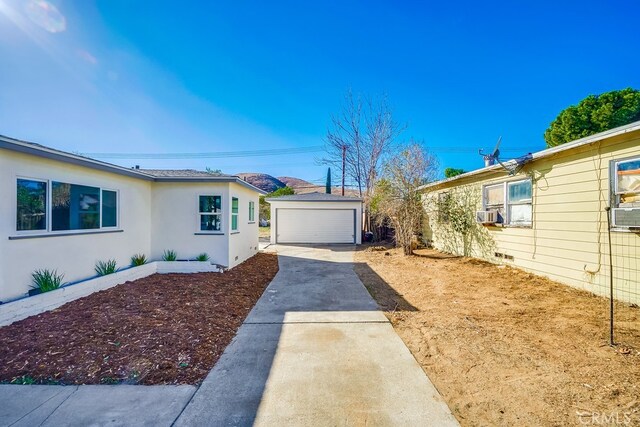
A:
[266, 192, 362, 202]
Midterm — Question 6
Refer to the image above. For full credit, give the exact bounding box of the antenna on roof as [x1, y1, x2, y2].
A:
[497, 153, 533, 176]
[479, 136, 501, 167]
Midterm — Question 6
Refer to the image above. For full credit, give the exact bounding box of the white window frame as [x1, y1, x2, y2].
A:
[198, 194, 223, 233]
[50, 181, 102, 232]
[506, 179, 532, 226]
[231, 197, 239, 232]
[482, 178, 532, 227]
[483, 183, 506, 224]
[100, 188, 119, 229]
[248, 200, 255, 223]
[15, 176, 49, 234]
[15, 177, 120, 235]
[610, 155, 640, 230]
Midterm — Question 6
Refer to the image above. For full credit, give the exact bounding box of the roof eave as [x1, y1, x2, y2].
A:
[419, 120, 640, 191]
[265, 198, 363, 203]
[153, 176, 266, 194]
[0, 136, 155, 181]
[0, 135, 265, 194]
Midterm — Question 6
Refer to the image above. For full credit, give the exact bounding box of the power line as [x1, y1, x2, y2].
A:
[82, 145, 325, 159]
[82, 145, 537, 160]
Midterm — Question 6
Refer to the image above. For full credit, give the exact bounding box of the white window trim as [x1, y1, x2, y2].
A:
[506, 179, 533, 227]
[231, 196, 239, 232]
[15, 177, 121, 235]
[15, 176, 49, 235]
[198, 194, 223, 233]
[482, 178, 532, 227]
[610, 155, 640, 231]
[101, 188, 119, 230]
[248, 200, 255, 223]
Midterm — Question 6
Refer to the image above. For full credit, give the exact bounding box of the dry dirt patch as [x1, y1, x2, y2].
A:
[355, 246, 640, 426]
[0, 252, 278, 385]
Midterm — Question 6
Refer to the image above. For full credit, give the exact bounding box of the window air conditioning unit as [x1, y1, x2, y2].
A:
[476, 210, 498, 224]
[612, 207, 640, 229]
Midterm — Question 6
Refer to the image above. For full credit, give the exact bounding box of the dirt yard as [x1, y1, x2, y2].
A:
[0, 252, 278, 386]
[355, 246, 640, 426]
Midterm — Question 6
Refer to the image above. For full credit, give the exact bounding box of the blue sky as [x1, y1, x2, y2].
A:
[1, 1, 639, 185]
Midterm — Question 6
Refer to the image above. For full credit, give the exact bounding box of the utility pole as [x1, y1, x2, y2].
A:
[341, 144, 346, 196]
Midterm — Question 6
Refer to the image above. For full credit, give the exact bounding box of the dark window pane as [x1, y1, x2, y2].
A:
[199, 195, 221, 213]
[232, 215, 238, 230]
[200, 214, 221, 231]
[232, 197, 239, 213]
[102, 190, 117, 227]
[17, 179, 47, 231]
[52, 182, 100, 230]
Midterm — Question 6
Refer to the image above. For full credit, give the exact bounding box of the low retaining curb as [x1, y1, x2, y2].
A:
[0, 261, 221, 327]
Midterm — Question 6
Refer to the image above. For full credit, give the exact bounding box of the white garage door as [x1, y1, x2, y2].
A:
[276, 208, 355, 244]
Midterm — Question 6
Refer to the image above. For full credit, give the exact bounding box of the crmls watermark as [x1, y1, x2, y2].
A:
[576, 411, 633, 425]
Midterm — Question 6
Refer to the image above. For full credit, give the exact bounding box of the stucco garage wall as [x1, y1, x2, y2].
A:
[269, 201, 363, 245]
[150, 182, 230, 267]
[0, 150, 152, 302]
[228, 182, 260, 268]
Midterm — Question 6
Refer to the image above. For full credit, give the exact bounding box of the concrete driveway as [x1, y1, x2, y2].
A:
[175, 245, 458, 426]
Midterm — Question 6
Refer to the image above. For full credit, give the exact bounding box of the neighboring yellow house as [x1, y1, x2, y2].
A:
[421, 121, 640, 304]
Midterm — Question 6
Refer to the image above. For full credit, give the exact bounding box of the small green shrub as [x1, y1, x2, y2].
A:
[130, 253, 147, 266]
[162, 250, 177, 261]
[10, 375, 37, 385]
[195, 253, 210, 262]
[95, 259, 117, 276]
[31, 269, 65, 293]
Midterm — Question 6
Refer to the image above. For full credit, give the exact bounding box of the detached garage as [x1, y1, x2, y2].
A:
[267, 193, 362, 245]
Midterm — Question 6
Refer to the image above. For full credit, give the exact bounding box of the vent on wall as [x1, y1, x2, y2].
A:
[494, 252, 514, 261]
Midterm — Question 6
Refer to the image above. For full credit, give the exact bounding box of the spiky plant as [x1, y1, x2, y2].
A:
[31, 269, 65, 293]
[162, 250, 177, 261]
[195, 253, 210, 262]
[130, 253, 148, 266]
[95, 259, 118, 276]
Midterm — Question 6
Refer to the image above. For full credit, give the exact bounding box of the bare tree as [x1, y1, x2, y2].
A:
[372, 143, 438, 255]
[323, 90, 404, 230]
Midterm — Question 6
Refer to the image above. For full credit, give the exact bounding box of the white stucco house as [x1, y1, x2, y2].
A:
[267, 193, 363, 244]
[0, 134, 264, 303]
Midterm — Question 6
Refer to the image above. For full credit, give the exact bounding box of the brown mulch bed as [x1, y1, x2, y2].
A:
[0, 253, 278, 385]
[355, 246, 640, 426]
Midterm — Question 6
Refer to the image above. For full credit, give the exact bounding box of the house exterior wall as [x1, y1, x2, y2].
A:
[1, 148, 263, 302]
[269, 201, 363, 245]
[150, 182, 231, 267]
[228, 182, 260, 268]
[422, 130, 640, 304]
[0, 149, 152, 302]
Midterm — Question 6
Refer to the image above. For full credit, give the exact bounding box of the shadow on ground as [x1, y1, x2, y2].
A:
[175, 246, 456, 426]
[353, 262, 418, 312]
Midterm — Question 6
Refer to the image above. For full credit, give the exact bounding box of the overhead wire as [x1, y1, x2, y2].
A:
[82, 145, 536, 160]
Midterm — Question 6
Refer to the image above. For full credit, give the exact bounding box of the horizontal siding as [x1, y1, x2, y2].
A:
[423, 129, 640, 304]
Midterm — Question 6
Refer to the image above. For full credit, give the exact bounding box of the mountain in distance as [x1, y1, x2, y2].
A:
[277, 176, 322, 194]
[237, 172, 360, 197]
[236, 173, 285, 193]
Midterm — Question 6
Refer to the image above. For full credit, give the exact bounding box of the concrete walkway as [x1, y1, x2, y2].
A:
[175, 245, 458, 426]
[0, 245, 458, 427]
[0, 384, 196, 426]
